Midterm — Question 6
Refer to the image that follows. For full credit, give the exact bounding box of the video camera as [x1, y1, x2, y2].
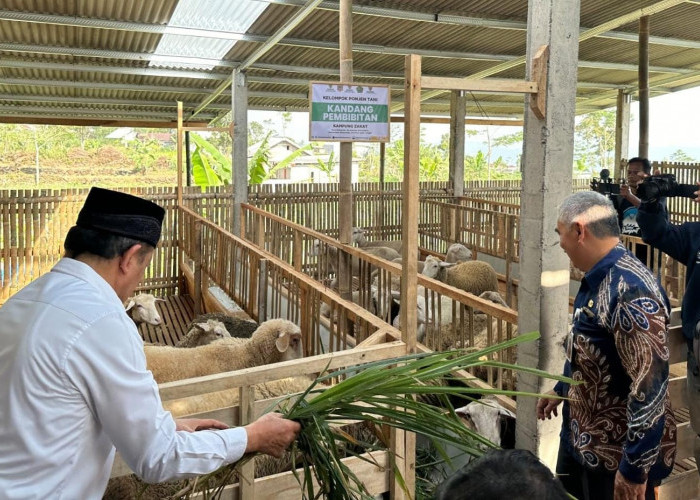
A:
[591, 169, 698, 204]
[636, 173, 698, 203]
[590, 169, 622, 197]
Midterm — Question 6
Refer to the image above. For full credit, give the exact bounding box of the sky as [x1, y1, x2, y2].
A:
[250, 85, 700, 165]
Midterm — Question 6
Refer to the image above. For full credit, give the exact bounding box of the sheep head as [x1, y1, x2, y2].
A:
[252, 319, 303, 362]
[445, 243, 472, 263]
[455, 397, 516, 448]
[182, 320, 231, 347]
[124, 294, 164, 326]
[421, 255, 455, 280]
[351, 227, 367, 245]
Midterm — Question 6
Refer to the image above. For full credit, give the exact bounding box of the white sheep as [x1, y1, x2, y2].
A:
[185, 312, 258, 340]
[163, 375, 316, 418]
[455, 396, 516, 448]
[174, 319, 231, 348]
[421, 256, 499, 297]
[445, 243, 472, 263]
[144, 319, 303, 384]
[124, 294, 164, 326]
[311, 240, 400, 289]
[423, 290, 515, 352]
[351, 227, 403, 253]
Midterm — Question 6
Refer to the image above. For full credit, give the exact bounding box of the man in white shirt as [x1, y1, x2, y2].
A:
[0, 187, 300, 499]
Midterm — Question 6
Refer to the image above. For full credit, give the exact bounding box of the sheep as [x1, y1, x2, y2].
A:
[144, 319, 303, 384]
[311, 240, 400, 290]
[424, 291, 516, 352]
[351, 227, 403, 253]
[445, 243, 472, 263]
[391, 257, 425, 274]
[421, 256, 499, 297]
[163, 375, 316, 418]
[124, 294, 164, 326]
[185, 312, 258, 340]
[174, 319, 231, 348]
[455, 396, 516, 449]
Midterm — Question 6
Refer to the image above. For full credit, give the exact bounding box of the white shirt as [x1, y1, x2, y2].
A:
[0, 258, 247, 499]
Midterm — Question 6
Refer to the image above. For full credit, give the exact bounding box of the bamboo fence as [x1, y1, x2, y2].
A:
[0, 186, 230, 303]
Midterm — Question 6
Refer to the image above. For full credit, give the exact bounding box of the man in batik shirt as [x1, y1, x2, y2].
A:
[537, 191, 676, 500]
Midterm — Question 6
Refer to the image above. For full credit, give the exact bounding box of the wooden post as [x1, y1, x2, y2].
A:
[239, 385, 255, 499]
[257, 259, 268, 323]
[449, 90, 466, 199]
[176, 102, 185, 295]
[391, 53, 422, 500]
[193, 221, 203, 316]
[338, 0, 355, 334]
[639, 16, 650, 158]
[614, 90, 631, 178]
[185, 130, 192, 187]
[232, 69, 248, 236]
[292, 231, 302, 272]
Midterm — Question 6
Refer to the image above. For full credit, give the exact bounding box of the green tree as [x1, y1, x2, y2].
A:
[314, 148, 337, 182]
[668, 149, 695, 162]
[248, 133, 312, 185]
[574, 110, 616, 174]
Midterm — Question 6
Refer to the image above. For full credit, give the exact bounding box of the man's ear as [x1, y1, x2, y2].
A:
[574, 222, 585, 242]
[119, 244, 144, 273]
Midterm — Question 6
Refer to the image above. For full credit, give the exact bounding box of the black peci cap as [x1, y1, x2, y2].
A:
[75, 187, 165, 247]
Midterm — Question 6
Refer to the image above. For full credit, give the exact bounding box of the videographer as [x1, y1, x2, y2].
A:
[637, 177, 700, 476]
[618, 157, 667, 264]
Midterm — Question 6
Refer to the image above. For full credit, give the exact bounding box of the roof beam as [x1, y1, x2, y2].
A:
[3, 41, 689, 77]
[0, 104, 217, 121]
[391, 0, 687, 112]
[0, 57, 226, 80]
[262, 0, 700, 49]
[0, 116, 205, 128]
[191, 0, 324, 118]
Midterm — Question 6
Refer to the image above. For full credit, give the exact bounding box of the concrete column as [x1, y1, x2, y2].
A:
[515, 0, 581, 472]
[614, 90, 631, 178]
[449, 90, 466, 198]
[639, 16, 650, 158]
[232, 69, 248, 236]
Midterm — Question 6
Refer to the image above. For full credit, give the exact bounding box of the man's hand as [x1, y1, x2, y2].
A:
[244, 413, 301, 458]
[176, 418, 230, 432]
[536, 390, 563, 420]
[614, 470, 646, 500]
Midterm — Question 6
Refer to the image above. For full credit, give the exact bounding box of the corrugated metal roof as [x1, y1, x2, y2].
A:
[2, 0, 700, 125]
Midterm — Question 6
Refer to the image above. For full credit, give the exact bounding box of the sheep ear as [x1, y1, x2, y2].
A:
[156, 298, 166, 302]
[195, 322, 210, 332]
[125, 300, 135, 311]
[439, 262, 456, 268]
[275, 331, 290, 352]
[498, 407, 516, 419]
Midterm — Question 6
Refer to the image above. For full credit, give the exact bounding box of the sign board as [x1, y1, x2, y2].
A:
[309, 82, 390, 142]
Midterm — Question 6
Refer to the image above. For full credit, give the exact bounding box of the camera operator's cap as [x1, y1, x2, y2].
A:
[76, 187, 165, 247]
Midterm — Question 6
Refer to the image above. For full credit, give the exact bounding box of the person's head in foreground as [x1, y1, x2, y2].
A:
[434, 448, 569, 500]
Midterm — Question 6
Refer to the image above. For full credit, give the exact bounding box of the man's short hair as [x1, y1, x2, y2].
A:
[558, 191, 620, 239]
[64, 226, 153, 260]
[627, 157, 651, 174]
[434, 449, 568, 500]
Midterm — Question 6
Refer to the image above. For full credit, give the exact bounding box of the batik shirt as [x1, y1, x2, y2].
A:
[554, 244, 676, 484]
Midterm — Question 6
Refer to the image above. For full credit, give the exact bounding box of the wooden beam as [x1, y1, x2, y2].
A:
[158, 341, 407, 400]
[0, 116, 207, 128]
[390, 116, 524, 126]
[529, 45, 549, 119]
[421, 76, 537, 94]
